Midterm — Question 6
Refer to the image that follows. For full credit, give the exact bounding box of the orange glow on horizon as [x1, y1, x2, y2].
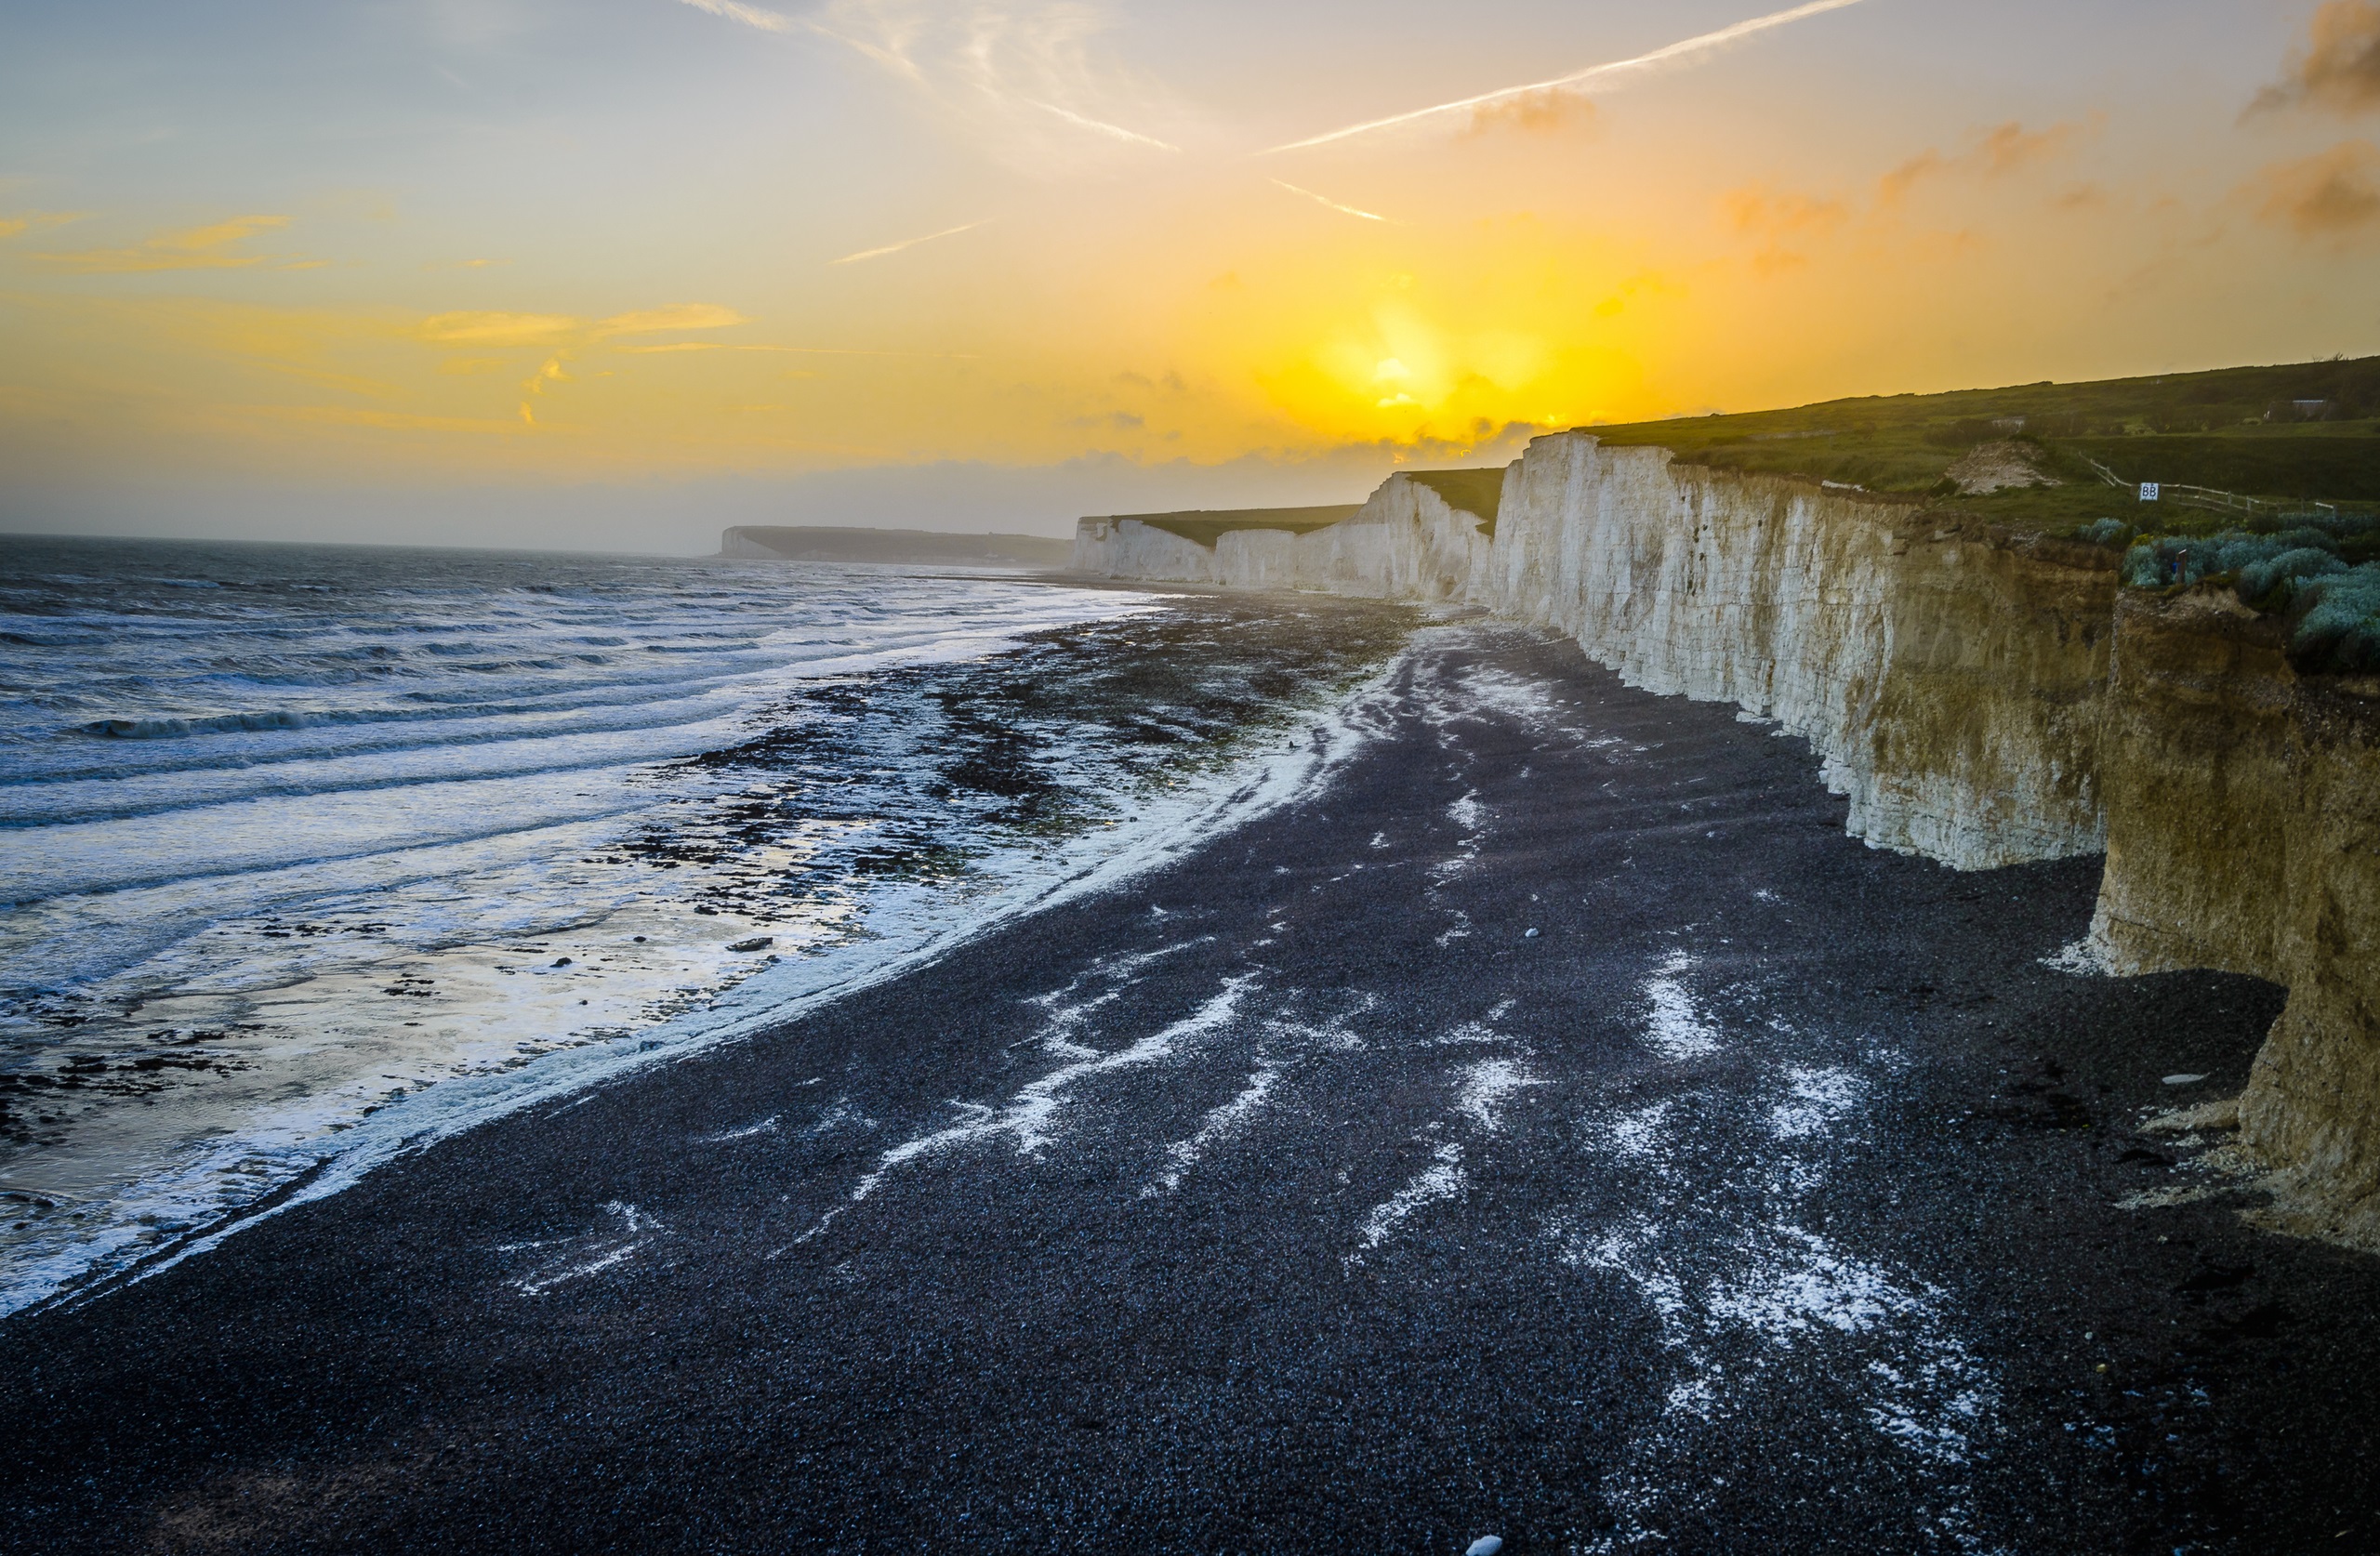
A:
[4, 1, 2376, 512]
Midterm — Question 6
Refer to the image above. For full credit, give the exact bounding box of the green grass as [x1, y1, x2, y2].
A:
[1099, 356, 2380, 562]
[1082, 359, 2380, 673]
[1583, 354, 2380, 531]
[2060, 435, 2380, 502]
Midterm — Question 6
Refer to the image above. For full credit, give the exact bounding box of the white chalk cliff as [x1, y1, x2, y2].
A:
[1077, 431, 2380, 1251]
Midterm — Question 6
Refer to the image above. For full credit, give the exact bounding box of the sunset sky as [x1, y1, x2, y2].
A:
[5, 0, 2379, 551]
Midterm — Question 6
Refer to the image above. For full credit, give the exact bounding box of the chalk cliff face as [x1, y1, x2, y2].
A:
[1482, 441, 2114, 870]
[1086, 438, 2113, 869]
[2091, 592, 2380, 1246]
[1076, 430, 2380, 1250]
[1073, 476, 1489, 599]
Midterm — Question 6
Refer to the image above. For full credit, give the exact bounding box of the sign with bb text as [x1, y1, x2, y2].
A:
[2140, 483, 2161, 502]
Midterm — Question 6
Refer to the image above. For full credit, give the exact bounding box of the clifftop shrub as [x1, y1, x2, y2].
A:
[2291, 572, 2380, 673]
[2120, 527, 2380, 673]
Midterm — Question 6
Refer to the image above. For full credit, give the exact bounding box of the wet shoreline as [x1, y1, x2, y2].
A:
[1, 545, 1408, 1315]
[3, 620, 2377, 1552]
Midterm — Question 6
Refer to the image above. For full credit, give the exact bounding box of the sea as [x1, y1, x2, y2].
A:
[0, 535, 1409, 1315]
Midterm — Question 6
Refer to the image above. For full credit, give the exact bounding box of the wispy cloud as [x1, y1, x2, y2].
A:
[800, 1, 1189, 173]
[0, 211, 86, 243]
[520, 353, 571, 427]
[1462, 91, 1599, 139]
[32, 214, 309, 273]
[1262, 0, 1875, 154]
[672, 0, 794, 33]
[1270, 179, 1390, 222]
[1726, 186, 1850, 236]
[405, 297, 800, 429]
[415, 303, 745, 348]
[417, 311, 583, 347]
[831, 219, 986, 264]
[2248, 1, 2380, 119]
[1722, 183, 1850, 273]
[802, 7, 927, 83]
[1026, 99, 1179, 152]
[2251, 139, 2380, 240]
[596, 302, 748, 335]
[1878, 118, 2095, 205]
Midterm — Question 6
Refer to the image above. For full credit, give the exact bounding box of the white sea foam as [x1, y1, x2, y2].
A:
[1353, 1141, 1466, 1256]
[803, 1101, 878, 1137]
[1641, 952, 1720, 1059]
[2040, 936, 2113, 977]
[1768, 1066, 1864, 1141]
[1604, 1101, 1672, 1160]
[1436, 663, 1575, 734]
[907, 979, 1249, 1174]
[1148, 1059, 1281, 1194]
[1705, 1227, 1906, 1340]
[3, 548, 1408, 1319]
[1567, 976, 1996, 1544]
[1563, 1217, 1694, 1348]
[42, 668, 1396, 1312]
[787, 975, 1257, 1248]
[1454, 1058, 1539, 1133]
[701, 1114, 781, 1142]
[512, 1201, 665, 1297]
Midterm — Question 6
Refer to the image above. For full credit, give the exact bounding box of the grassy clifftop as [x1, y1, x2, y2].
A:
[1586, 355, 2380, 534]
[1090, 356, 2380, 580]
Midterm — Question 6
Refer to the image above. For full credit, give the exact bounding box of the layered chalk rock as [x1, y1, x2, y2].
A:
[1074, 429, 2380, 1252]
[1083, 436, 2115, 868]
[1477, 440, 2111, 869]
[1074, 478, 1490, 599]
[2091, 591, 2380, 1246]
[1071, 520, 1227, 583]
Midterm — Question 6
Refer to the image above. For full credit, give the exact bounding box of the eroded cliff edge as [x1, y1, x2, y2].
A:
[1076, 430, 2380, 1250]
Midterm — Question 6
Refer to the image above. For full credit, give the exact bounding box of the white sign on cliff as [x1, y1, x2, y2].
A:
[2139, 483, 2161, 503]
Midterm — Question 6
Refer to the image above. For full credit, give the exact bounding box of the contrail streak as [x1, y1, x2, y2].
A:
[830, 221, 988, 266]
[1270, 179, 1389, 222]
[674, 2, 1177, 156]
[1262, 0, 1875, 154]
[1026, 100, 1182, 152]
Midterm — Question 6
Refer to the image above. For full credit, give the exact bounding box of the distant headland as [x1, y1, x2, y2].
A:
[721, 525, 1073, 568]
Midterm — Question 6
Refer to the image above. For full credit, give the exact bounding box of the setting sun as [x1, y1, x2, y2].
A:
[5, 1, 2373, 548]
[7, 7, 2380, 1547]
